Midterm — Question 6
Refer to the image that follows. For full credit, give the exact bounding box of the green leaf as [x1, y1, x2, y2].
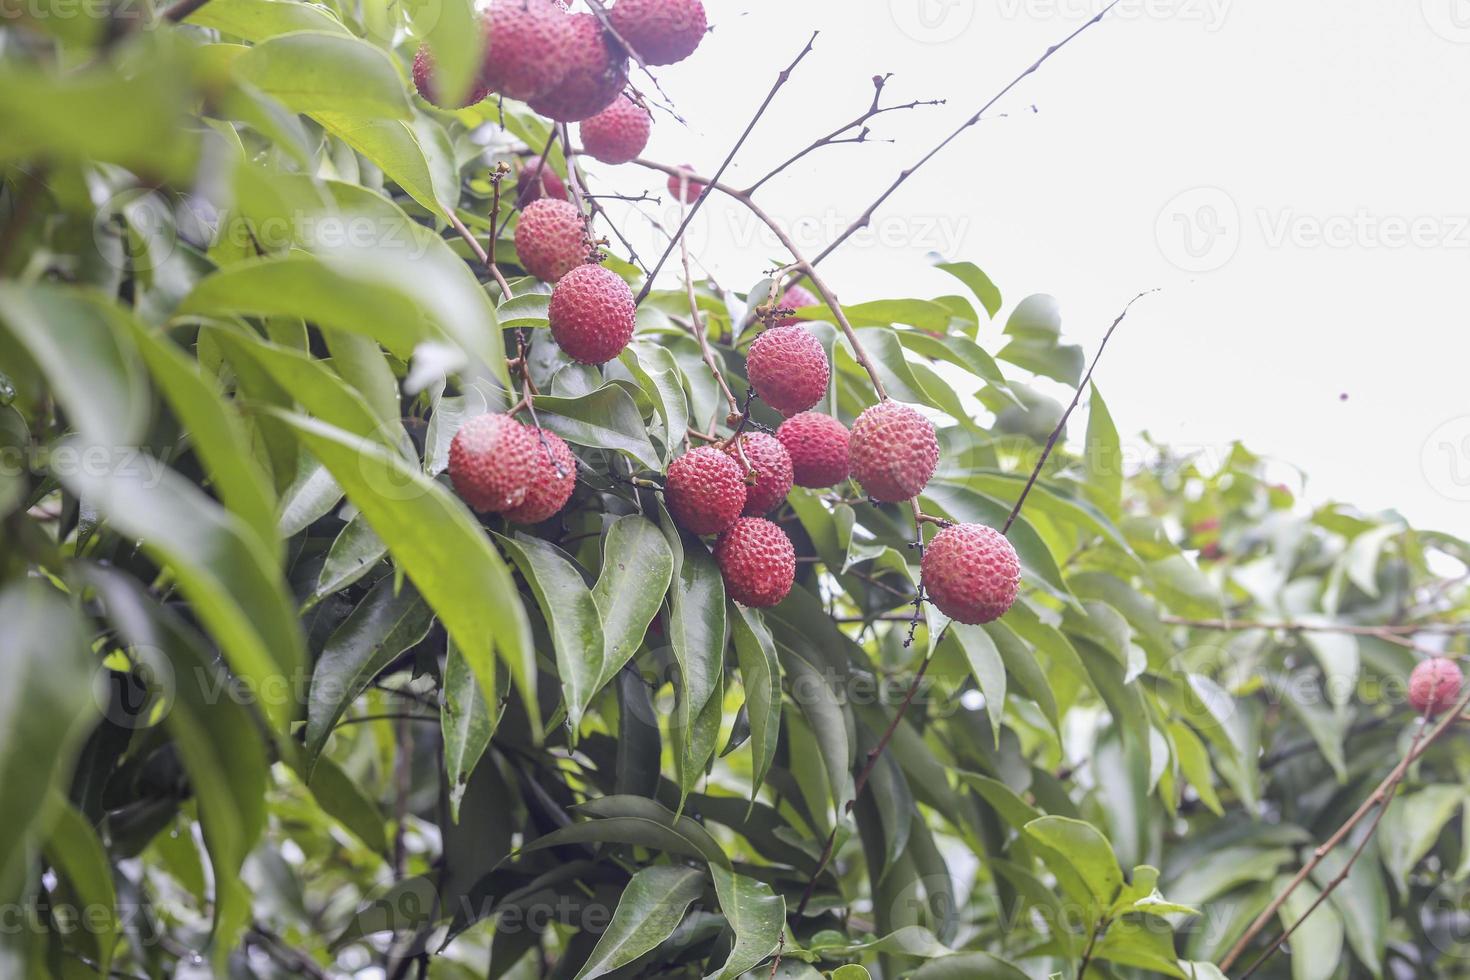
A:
[314, 112, 459, 217]
[442, 637, 495, 823]
[534, 385, 661, 471]
[303, 575, 434, 766]
[270, 411, 537, 733]
[521, 816, 712, 865]
[932, 260, 1002, 319]
[911, 953, 1028, 979]
[730, 607, 781, 804]
[1379, 785, 1463, 896]
[42, 797, 118, 975]
[1084, 384, 1122, 520]
[1148, 556, 1223, 619]
[61, 446, 305, 733]
[946, 624, 1007, 743]
[593, 516, 674, 688]
[186, 0, 351, 40]
[577, 796, 730, 868]
[983, 619, 1059, 732]
[574, 866, 706, 980]
[498, 533, 605, 733]
[707, 865, 784, 980]
[624, 344, 691, 462]
[1024, 816, 1124, 908]
[313, 513, 389, 603]
[1275, 874, 1344, 980]
[306, 754, 389, 855]
[1313, 836, 1388, 978]
[233, 32, 411, 118]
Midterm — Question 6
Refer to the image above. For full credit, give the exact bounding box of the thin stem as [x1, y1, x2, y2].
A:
[1162, 616, 1470, 637]
[582, 0, 685, 122]
[161, 0, 213, 21]
[1217, 685, 1470, 970]
[446, 210, 512, 298]
[1076, 917, 1108, 979]
[810, 0, 1125, 267]
[679, 199, 740, 424]
[1002, 290, 1154, 536]
[633, 32, 819, 304]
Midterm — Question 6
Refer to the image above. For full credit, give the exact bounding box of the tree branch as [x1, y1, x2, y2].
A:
[809, 0, 1123, 268]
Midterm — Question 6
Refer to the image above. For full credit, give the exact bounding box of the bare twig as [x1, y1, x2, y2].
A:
[811, 1, 1125, 267]
[1002, 289, 1155, 536]
[445, 210, 513, 298]
[1162, 616, 1470, 638]
[161, 0, 214, 22]
[633, 32, 820, 304]
[1218, 685, 1470, 971]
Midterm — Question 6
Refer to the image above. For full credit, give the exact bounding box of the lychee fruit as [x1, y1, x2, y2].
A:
[666, 163, 705, 204]
[548, 263, 637, 364]
[579, 94, 652, 164]
[774, 283, 818, 326]
[516, 155, 569, 207]
[504, 429, 578, 523]
[481, 0, 573, 101]
[608, 0, 707, 66]
[448, 412, 539, 512]
[920, 523, 1020, 625]
[664, 446, 746, 535]
[776, 412, 850, 488]
[413, 45, 491, 108]
[848, 400, 938, 503]
[723, 432, 793, 515]
[746, 325, 829, 416]
[527, 12, 628, 122]
[1409, 657, 1463, 716]
[715, 517, 795, 608]
[514, 198, 587, 282]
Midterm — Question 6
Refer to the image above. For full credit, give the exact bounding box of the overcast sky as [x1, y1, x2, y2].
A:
[580, 0, 1470, 537]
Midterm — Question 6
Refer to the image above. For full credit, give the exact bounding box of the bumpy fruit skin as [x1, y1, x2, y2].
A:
[548, 264, 637, 363]
[413, 45, 491, 107]
[608, 0, 707, 65]
[514, 198, 586, 282]
[1409, 657, 1463, 716]
[715, 517, 795, 608]
[746, 325, 829, 416]
[724, 432, 793, 515]
[579, 94, 652, 164]
[503, 429, 578, 523]
[481, 0, 573, 100]
[666, 164, 705, 203]
[776, 412, 850, 488]
[448, 413, 539, 512]
[528, 12, 628, 121]
[665, 446, 746, 535]
[775, 283, 818, 326]
[921, 523, 1020, 625]
[848, 400, 938, 502]
[516, 155, 569, 206]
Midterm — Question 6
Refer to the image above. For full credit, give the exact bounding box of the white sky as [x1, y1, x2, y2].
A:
[585, 0, 1470, 536]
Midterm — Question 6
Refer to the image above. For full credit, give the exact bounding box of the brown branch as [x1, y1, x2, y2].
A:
[678, 205, 740, 428]
[161, 0, 213, 22]
[1002, 289, 1153, 536]
[562, 128, 649, 274]
[810, 0, 1124, 268]
[794, 653, 934, 916]
[1162, 616, 1470, 637]
[1217, 685, 1470, 971]
[445, 210, 512, 297]
[632, 32, 819, 305]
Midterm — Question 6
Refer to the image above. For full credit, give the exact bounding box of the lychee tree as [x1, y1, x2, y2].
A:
[1, 2, 1468, 979]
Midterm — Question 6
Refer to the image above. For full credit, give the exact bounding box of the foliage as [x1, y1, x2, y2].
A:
[2, 3, 1469, 979]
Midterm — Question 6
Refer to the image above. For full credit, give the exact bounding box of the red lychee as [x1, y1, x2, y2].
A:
[527, 12, 628, 122]
[666, 163, 705, 203]
[413, 45, 491, 108]
[723, 432, 793, 515]
[848, 400, 938, 503]
[776, 412, 850, 488]
[481, 0, 573, 101]
[664, 446, 746, 535]
[503, 429, 578, 523]
[608, 0, 707, 66]
[548, 263, 637, 364]
[579, 94, 652, 164]
[774, 283, 818, 326]
[746, 325, 829, 417]
[516, 155, 569, 207]
[448, 413, 539, 513]
[1409, 657, 1463, 716]
[715, 517, 795, 608]
[920, 523, 1020, 625]
[514, 198, 587, 282]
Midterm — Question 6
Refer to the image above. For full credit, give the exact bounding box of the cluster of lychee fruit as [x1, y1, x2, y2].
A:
[447, 412, 577, 524]
[413, 0, 706, 117]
